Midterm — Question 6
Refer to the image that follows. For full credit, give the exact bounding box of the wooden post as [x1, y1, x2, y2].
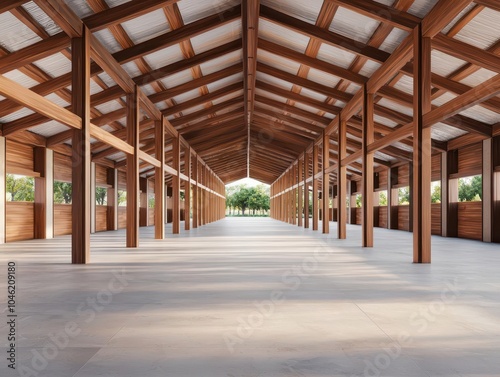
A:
[172, 137, 181, 234]
[337, 118, 347, 239]
[323, 131, 330, 234]
[413, 24, 432, 263]
[192, 153, 198, 229]
[106, 168, 118, 231]
[155, 120, 165, 239]
[185, 148, 192, 230]
[440, 152, 448, 237]
[34, 147, 53, 239]
[312, 145, 319, 231]
[362, 85, 374, 247]
[90, 162, 96, 233]
[483, 138, 493, 242]
[126, 88, 140, 248]
[386, 166, 392, 229]
[0, 136, 6, 244]
[71, 27, 91, 264]
[139, 177, 148, 227]
[304, 152, 310, 229]
[298, 158, 303, 227]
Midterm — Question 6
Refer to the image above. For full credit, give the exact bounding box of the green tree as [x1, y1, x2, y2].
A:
[225, 184, 270, 216]
[399, 187, 410, 205]
[6, 174, 34, 202]
[96, 187, 107, 205]
[431, 183, 441, 204]
[54, 181, 72, 204]
[459, 175, 482, 202]
[379, 191, 387, 206]
[118, 190, 127, 206]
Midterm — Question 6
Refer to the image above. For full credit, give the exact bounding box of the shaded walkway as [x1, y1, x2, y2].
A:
[1, 218, 499, 376]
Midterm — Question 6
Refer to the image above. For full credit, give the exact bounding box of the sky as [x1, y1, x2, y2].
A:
[226, 177, 269, 188]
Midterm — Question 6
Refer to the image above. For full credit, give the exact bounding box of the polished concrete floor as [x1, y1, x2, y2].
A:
[0, 217, 499, 377]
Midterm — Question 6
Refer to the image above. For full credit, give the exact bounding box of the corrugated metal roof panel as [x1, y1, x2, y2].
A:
[407, 0, 439, 18]
[29, 120, 68, 138]
[211, 89, 244, 105]
[191, 20, 241, 55]
[160, 68, 194, 89]
[316, 43, 357, 70]
[379, 29, 410, 53]
[257, 49, 300, 75]
[330, 7, 382, 44]
[21, 1, 63, 36]
[65, 0, 94, 18]
[257, 71, 294, 91]
[121, 61, 142, 78]
[94, 100, 123, 114]
[377, 98, 413, 117]
[359, 61, 382, 77]
[460, 68, 498, 87]
[431, 50, 468, 77]
[432, 122, 468, 141]
[44, 93, 70, 108]
[442, 3, 477, 34]
[178, 0, 235, 25]
[261, 0, 323, 25]
[374, 114, 399, 129]
[93, 29, 122, 54]
[0, 107, 35, 123]
[460, 106, 500, 125]
[260, 19, 310, 53]
[3, 70, 39, 89]
[307, 68, 341, 88]
[172, 88, 202, 104]
[432, 92, 457, 107]
[299, 87, 328, 103]
[143, 44, 185, 71]
[0, 11, 42, 52]
[33, 52, 71, 78]
[96, 71, 116, 88]
[393, 75, 414, 95]
[255, 89, 287, 104]
[454, 7, 500, 50]
[121, 9, 170, 45]
[200, 49, 243, 76]
[206, 73, 243, 93]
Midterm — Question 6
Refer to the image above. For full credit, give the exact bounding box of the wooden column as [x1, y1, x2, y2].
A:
[34, 148, 54, 239]
[192, 154, 198, 229]
[298, 158, 303, 227]
[106, 168, 118, 231]
[126, 88, 140, 247]
[185, 148, 192, 230]
[172, 137, 181, 234]
[413, 25, 432, 263]
[304, 152, 310, 228]
[292, 165, 297, 225]
[323, 131, 330, 234]
[362, 86, 374, 247]
[386, 166, 392, 229]
[155, 120, 165, 239]
[71, 27, 91, 264]
[0, 136, 6, 244]
[483, 138, 493, 242]
[440, 152, 448, 237]
[90, 162, 96, 233]
[337, 118, 347, 239]
[139, 177, 148, 227]
[312, 145, 319, 231]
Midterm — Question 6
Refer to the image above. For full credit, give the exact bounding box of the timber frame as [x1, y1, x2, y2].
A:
[0, 0, 499, 263]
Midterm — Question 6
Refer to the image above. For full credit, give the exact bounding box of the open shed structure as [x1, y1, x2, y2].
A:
[0, 0, 499, 264]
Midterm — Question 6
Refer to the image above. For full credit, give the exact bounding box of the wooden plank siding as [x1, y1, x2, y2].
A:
[54, 152, 72, 182]
[431, 203, 442, 235]
[54, 204, 72, 236]
[398, 205, 410, 231]
[458, 201, 482, 240]
[6, 202, 34, 242]
[96, 205, 107, 232]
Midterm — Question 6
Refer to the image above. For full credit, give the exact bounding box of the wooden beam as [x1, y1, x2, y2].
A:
[126, 88, 140, 248]
[304, 152, 310, 229]
[90, 124, 134, 155]
[71, 27, 91, 264]
[0, 0, 26, 14]
[422, 0, 474, 37]
[413, 25, 432, 263]
[83, 0, 179, 31]
[362, 86, 374, 248]
[33, 0, 83, 37]
[475, 0, 500, 12]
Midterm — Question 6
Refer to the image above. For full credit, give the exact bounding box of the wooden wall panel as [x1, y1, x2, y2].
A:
[6, 140, 34, 175]
[458, 143, 482, 177]
[397, 164, 410, 186]
[6, 202, 34, 242]
[398, 205, 410, 231]
[118, 171, 127, 190]
[431, 203, 442, 235]
[148, 179, 155, 193]
[96, 205, 107, 232]
[432, 154, 441, 182]
[458, 201, 482, 241]
[376, 169, 388, 190]
[149, 210, 155, 226]
[95, 165, 109, 187]
[118, 206, 127, 229]
[54, 153, 72, 182]
[54, 204, 72, 236]
[378, 206, 388, 228]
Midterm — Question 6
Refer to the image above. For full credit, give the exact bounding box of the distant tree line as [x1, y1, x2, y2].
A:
[226, 184, 270, 216]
